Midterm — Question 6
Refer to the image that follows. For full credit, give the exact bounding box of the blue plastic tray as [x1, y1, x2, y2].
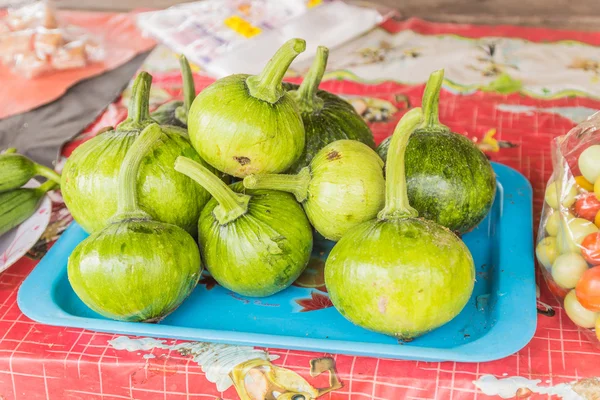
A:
[18, 162, 536, 362]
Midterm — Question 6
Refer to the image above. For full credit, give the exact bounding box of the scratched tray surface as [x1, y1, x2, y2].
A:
[18, 163, 536, 362]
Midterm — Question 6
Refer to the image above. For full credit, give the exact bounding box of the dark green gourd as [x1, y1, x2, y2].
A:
[283, 46, 375, 173]
[377, 70, 496, 234]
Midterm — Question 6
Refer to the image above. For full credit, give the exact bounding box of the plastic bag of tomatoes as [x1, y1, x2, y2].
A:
[536, 111, 600, 345]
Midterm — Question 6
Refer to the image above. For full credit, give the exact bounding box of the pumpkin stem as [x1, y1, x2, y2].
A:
[175, 156, 250, 225]
[175, 55, 195, 124]
[35, 179, 58, 195]
[243, 167, 311, 203]
[419, 69, 450, 132]
[291, 46, 328, 113]
[378, 108, 423, 221]
[34, 163, 62, 184]
[3, 148, 17, 154]
[117, 72, 154, 132]
[114, 123, 163, 220]
[246, 38, 306, 104]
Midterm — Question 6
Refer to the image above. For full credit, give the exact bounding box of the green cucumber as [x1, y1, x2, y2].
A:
[0, 148, 61, 193]
[0, 180, 56, 236]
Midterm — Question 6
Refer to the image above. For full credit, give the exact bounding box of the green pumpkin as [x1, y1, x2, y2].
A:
[325, 108, 475, 340]
[175, 157, 313, 297]
[151, 55, 195, 128]
[61, 72, 211, 236]
[187, 39, 306, 178]
[377, 70, 496, 234]
[68, 124, 202, 322]
[282, 46, 375, 173]
[243, 140, 385, 241]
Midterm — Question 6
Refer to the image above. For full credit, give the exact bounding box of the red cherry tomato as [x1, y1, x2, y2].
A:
[575, 193, 600, 221]
[576, 266, 600, 311]
[581, 232, 600, 265]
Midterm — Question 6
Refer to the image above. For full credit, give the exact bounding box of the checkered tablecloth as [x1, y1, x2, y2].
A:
[3, 16, 600, 400]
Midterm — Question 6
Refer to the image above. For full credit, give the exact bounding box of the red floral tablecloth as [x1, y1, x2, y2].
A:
[3, 17, 600, 400]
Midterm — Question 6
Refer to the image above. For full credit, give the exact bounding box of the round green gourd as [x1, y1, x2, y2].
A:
[325, 108, 475, 340]
[281, 46, 375, 173]
[150, 55, 195, 128]
[243, 140, 385, 241]
[61, 72, 211, 236]
[68, 124, 202, 322]
[187, 39, 306, 178]
[175, 157, 313, 297]
[376, 70, 496, 234]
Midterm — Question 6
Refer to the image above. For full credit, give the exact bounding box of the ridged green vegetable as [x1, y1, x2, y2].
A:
[243, 140, 385, 241]
[0, 148, 61, 192]
[282, 46, 375, 173]
[0, 180, 56, 236]
[377, 70, 496, 234]
[68, 124, 202, 322]
[151, 55, 195, 128]
[187, 38, 306, 178]
[61, 72, 212, 236]
[175, 156, 312, 297]
[325, 108, 475, 340]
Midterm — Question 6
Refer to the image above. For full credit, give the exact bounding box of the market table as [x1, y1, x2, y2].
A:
[3, 15, 600, 400]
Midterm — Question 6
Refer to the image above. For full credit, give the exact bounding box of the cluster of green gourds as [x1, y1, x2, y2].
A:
[30, 40, 496, 340]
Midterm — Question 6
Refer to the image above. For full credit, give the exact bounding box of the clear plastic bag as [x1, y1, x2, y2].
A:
[536, 111, 600, 345]
[0, 0, 104, 78]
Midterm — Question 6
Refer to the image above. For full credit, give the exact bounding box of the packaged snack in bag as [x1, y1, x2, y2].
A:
[536, 111, 600, 344]
[0, 0, 104, 78]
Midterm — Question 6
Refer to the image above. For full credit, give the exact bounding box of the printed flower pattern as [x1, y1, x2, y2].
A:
[295, 291, 333, 312]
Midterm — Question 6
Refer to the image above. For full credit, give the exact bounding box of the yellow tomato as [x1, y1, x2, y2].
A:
[595, 176, 600, 202]
[576, 175, 594, 192]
